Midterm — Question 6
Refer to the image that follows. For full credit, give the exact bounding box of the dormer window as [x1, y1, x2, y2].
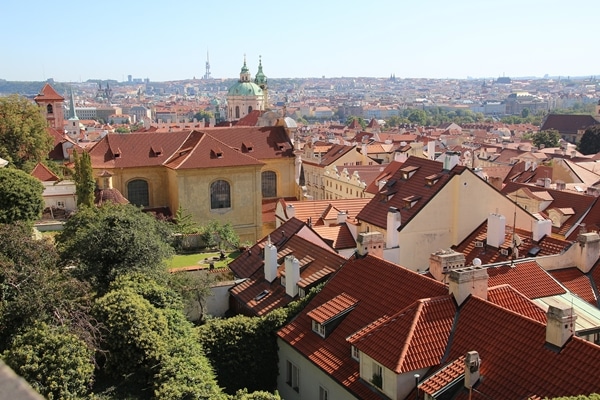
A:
[243, 142, 254, 152]
[400, 165, 420, 180]
[425, 173, 443, 186]
[211, 148, 224, 158]
[351, 345, 360, 361]
[312, 320, 326, 338]
[403, 195, 421, 209]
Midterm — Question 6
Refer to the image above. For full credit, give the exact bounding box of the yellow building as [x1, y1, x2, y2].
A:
[88, 125, 299, 243]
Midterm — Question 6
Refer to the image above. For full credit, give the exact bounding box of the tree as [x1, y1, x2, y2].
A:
[578, 125, 600, 155]
[532, 129, 561, 149]
[345, 116, 366, 129]
[0, 94, 53, 171]
[56, 203, 174, 292]
[0, 168, 44, 224]
[193, 110, 214, 122]
[2, 323, 94, 399]
[93, 274, 224, 399]
[407, 109, 428, 125]
[0, 222, 97, 352]
[73, 150, 95, 208]
[201, 220, 240, 250]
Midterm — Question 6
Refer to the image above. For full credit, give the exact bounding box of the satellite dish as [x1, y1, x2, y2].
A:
[473, 258, 482, 267]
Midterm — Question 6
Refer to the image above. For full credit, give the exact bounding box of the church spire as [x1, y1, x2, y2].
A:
[240, 54, 251, 82]
[68, 87, 79, 120]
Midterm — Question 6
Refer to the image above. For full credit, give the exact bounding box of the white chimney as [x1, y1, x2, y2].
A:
[448, 267, 488, 306]
[532, 219, 552, 242]
[378, 179, 387, 191]
[264, 241, 278, 283]
[546, 300, 576, 349]
[427, 140, 436, 160]
[284, 255, 300, 297]
[386, 207, 401, 248]
[429, 249, 466, 282]
[337, 211, 347, 224]
[464, 351, 481, 389]
[576, 232, 600, 273]
[286, 204, 295, 219]
[362, 143, 368, 156]
[486, 213, 506, 248]
[356, 231, 384, 258]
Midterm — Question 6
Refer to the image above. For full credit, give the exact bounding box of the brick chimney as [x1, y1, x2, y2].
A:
[486, 213, 506, 248]
[264, 239, 278, 283]
[429, 249, 466, 282]
[546, 300, 576, 349]
[356, 231, 384, 258]
[464, 351, 481, 389]
[284, 255, 300, 297]
[386, 207, 401, 249]
[448, 267, 489, 306]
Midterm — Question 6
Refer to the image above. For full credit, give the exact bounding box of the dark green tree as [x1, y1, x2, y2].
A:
[0, 94, 53, 171]
[2, 323, 95, 399]
[532, 129, 561, 149]
[0, 168, 44, 224]
[407, 109, 428, 125]
[73, 150, 95, 208]
[193, 110, 214, 122]
[578, 125, 600, 155]
[0, 222, 97, 351]
[56, 203, 174, 292]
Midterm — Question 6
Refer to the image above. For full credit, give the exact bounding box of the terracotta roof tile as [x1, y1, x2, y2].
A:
[307, 292, 358, 324]
[348, 296, 456, 373]
[487, 284, 547, 323]
[30, 162, 59, 182]
[34, 83, 64, 101]
[485, 260, 566, 299]
[311, 224, 356, 250]
[419, 356, 465, 396]
[549, 268, 598, 305]
[277, 255, 447, 399]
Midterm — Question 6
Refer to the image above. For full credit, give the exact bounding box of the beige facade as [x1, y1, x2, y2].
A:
[359, 169, 535, 270]
[323, 165, 373, 200]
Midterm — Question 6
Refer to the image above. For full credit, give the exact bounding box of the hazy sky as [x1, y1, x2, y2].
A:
[2, 0, 598, 82]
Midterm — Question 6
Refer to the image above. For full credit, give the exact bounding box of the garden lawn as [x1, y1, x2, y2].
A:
[167, 251, 240, 270]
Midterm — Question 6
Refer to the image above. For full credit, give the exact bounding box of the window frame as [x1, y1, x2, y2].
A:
[261, 170, 277, 198]
[127, 179, 150, 207]
[286, 360, 300, 392]
[210, 179, 231, 210]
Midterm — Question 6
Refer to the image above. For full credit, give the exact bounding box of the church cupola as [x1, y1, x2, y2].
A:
[254, 55, 267, 89]
[239, 55, 251, 83]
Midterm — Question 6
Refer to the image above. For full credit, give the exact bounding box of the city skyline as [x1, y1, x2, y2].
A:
[2, 0, 599, 82]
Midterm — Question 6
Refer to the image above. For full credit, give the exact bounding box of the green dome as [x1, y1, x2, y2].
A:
[227, 81, 263, 96]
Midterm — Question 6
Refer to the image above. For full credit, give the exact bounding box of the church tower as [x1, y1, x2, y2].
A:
[34, 83, 65, 130]
[65, 87, 80, 141]
[226, 56, 264, 121]
[254, 56, 268, 108]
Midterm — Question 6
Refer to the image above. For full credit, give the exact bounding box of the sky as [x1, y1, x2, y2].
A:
[1, 0, 599, 83]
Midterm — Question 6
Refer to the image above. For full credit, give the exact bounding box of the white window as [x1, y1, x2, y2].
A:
[56, 201, 65, 208]
[312, 320, 326, 337]
[319, 385, 329, 400]
[286, 360, 299, 392]
[351, 345, 359, 361]
[372, 362, 383, 389]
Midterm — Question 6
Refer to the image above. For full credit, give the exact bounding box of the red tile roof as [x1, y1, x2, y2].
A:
[452, 221, 571, 266]
[357, 157, 466, 230]
[485, 260, 566, 299]
[446, 296, 600, 399]
[34, 83, 64, 101]
[487, 285, 547, 323]
[541, 114, 600, 135]
[30, 163, 59, 182]
[277, 255, 448, 400]
[549, 268, 598, 305]
[348, 296, 456, 374]
[311, 224, 357, 250]
[418, 356, 465, 397]
[277, 198, 370, 226]
[307, 292, 358, 324]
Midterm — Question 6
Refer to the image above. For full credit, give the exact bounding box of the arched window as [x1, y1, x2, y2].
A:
[248, 106, 253, 114]
[235, 106, 240, 119]
[211, 180, 231, 209]
[127, 179, 149, 206]
[262, 171, 277, 198]
[46, 104, 53, 114]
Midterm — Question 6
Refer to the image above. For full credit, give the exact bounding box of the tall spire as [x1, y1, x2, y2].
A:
[68, 87, 79, 120]
[239, 54, 251, 82]
[204, 49, 211, 79]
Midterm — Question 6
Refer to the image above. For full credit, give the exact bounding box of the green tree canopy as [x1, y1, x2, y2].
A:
[533, 129, 561, 149]
[73, 150, 95, 208]
[0, 168, 44, 224]
[201, 220, 240, 250]
[56, 203, 174, 292]
[578, 125, 600, 155]
[2, 323, 94, 399]
[0, 94, 53, 171]
[0, 222, 96, 351]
